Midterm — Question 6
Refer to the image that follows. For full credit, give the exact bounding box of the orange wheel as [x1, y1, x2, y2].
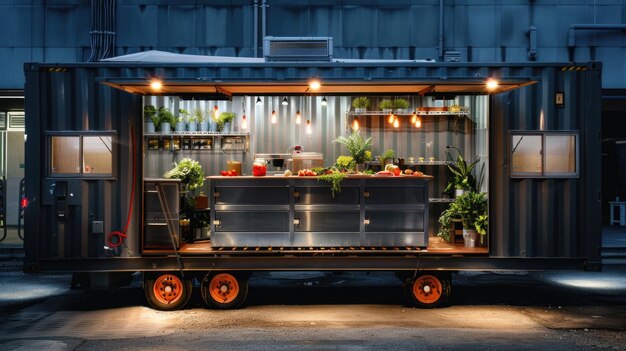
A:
[145, 273, 192, 311]
[404, 273, 451, 308]
[201, 272, 249, 309]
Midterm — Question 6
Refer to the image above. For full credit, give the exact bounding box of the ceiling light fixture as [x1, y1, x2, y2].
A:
[150, 79, 162, 91]
[486, 78, 499, 90]
[321, 97, 328, 106]
[309, 80, 321, 90]
[282, 97, 289, 106]
[256, 97, 262, 105]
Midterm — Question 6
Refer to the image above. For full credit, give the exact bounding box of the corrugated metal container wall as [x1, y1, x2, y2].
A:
[24, 62, 601, 267]
[24, 64, 143, 264]
[490, 64, 602, 263]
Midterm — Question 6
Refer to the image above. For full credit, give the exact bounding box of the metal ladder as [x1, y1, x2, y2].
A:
[153, 182, 185, 278]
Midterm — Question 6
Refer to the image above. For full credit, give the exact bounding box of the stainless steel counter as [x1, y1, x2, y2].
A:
[208, 176, 430, 248]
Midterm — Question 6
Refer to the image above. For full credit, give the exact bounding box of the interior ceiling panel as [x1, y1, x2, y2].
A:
[101, 80, 536, 96]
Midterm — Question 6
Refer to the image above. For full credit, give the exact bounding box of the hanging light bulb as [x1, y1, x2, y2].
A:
[296, 110, 301, 124]
[271, 110, 277, 124]
[352, 117, 360, 131]
[393, 116, 399, 128]
[282, 97, 289, 106]
[415, 117, 422, 128]
[256, 97, 262, 105]
[411, 111, 417, 124]
[321, 97, 328, 106]
[305, 119, 312, 134]
[213, 105, 219, 119]
[241, 114, 248, 130]
[388, 112, 395, 124]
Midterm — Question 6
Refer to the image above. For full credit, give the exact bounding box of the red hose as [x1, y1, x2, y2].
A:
[107, 126, 136, 248]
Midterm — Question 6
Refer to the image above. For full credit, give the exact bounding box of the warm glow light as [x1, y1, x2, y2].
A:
[213, 105, 219, 118]
[411, 112, 417, 124]
[150, 79, 162, 91]
[415, 117, 422, 128]
[271, 110, 277, 124]
[321, 97, 328, 106]
[393, 117, 399, 128]
[352, 117, 360, 131]
[241, 114, 248, 130]
[305, 119, 312, 134]
[296, 110, 301, 124]
[282, 97, 289, 106]
[388, 113, 395, 124]
[309, 80, 321, 90]
[486, 78, 499, 90]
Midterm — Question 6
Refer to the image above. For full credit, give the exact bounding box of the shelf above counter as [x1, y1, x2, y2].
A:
[145, 132, 249, 152]
[346, 111, 470, 117]
[144, 131, 250, 137]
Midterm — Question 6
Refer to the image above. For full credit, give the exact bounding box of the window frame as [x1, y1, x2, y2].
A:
[509, 130, 579, 179]
[47, 130, 117, 180]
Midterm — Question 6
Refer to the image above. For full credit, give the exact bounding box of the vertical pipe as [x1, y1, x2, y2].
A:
[262, 0, 267, 51]
[253, 0, 258, 57]
[438, 0, 444, 60]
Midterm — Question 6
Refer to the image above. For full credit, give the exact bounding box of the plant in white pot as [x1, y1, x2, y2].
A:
[351, 97, 370, 113]
[438, 191, 487, 247]
[144, 105, 158, 133]
[158, 107, 175, 134]
[176, 109, 190, 133]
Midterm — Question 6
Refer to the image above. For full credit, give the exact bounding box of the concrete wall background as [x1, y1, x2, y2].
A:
[2, 0, 626, 89]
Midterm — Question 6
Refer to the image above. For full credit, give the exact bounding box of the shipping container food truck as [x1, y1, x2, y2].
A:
[23, 51, 602, 310]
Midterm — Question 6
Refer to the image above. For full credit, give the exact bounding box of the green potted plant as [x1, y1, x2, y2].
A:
[218, 112, 236, 133]
[444, 146, 479, 197]
[158, 107, 176, 134]
[144, 105, 158, 133]
[163, 158, 205, 191]
[379, 149, 396, 165]
[393, 98, 410, 112]
[379, 99, 394, 112]
[176, 109, 190, 133]
[333, 130, 373, 170]
[352, 97, 370, 113]
[196, 109, 209, 132]
[438, 191, 487, 247]
[185, 109, 199, 132]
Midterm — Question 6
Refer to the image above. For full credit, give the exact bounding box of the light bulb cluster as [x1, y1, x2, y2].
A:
[385, 110, 422, 128]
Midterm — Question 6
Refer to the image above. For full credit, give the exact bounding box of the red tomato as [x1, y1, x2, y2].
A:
[220, 170, 228, 176]
[392, 168, 401, 176]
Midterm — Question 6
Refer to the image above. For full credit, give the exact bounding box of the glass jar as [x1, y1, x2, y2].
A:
[252, 158, 267, 176]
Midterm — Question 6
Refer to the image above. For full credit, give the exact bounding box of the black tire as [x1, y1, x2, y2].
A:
[201, 272, 249, 309]
[404, 272, 451, 308]
[144, 272, 193, 311]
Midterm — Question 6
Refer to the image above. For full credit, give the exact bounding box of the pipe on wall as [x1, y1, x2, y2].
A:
[567, 24, 626, 62]
[253, 0, 258, 57]
[527, 26, 537, 61]
[262, 0, 267, 49]
[438, 0, 444, 60]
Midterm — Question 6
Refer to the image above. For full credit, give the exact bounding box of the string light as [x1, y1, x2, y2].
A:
[271, 110, 277, 124]
[393, 117, 399, 128]
[352, 117, 360, 131]
[388, 112, 395, 124]
[411, 111, 417, 124]
[296, 110, 301, 124]
[305, 119, 312, 134]
[241, 114, 248, 129]
[415, 117, 422, 128]
[213, 105, 219, 119]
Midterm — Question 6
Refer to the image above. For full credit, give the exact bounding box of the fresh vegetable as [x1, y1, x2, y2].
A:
[375, 170, 394, 176]
[284, 169, 292, 176]
[404, 169, 414, 175]
[317, 172, 347, 198]
[385, 164, 401, 176]
[220, 170, 238, 176]
[163, 158, 204, 190]
[297, 169, 317, 176]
